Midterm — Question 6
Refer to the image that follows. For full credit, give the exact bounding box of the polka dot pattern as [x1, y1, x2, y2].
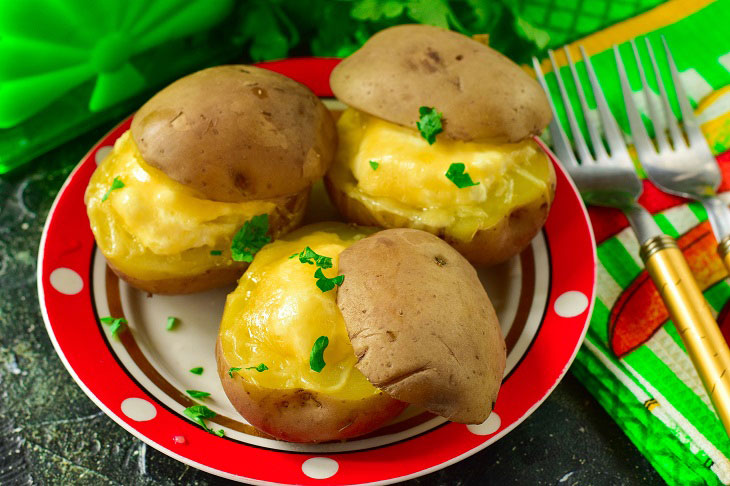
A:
[49, 268, 84, 295]
[121, 397, 157, 422]
[467, 412, 501, 436]
[301, 457, 339, 479]
[554, 291, 589, 318]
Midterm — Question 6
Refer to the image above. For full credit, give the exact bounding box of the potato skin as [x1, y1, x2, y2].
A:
[108, 189, 309, 294]
[132, 65, 336, 203]
[330, 24, 551, 143]
[215, 339, 407, 443]
[337, 229, 506, 424]
[324, 164, 556, 266]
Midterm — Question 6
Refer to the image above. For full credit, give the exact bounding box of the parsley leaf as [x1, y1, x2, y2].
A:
[186, 390, 211, 400]
[231, 214, 270, 262]
[289, 247, 333, 269]
[100, 316, 126, 338]
[369, 160, 379, 170]
[210, 250, 222, 256]
[101, 177, 125, 202]
[310, 336, 329, 372]
[228, 367, 242, 378]
[314, 268, 345, 293]
[246, 363, 269, 372]
[445, 163, 480, 188]
[417, 107, 443, 145]
[189, 367, 204, 375]
[166, 316, 178, 331]
[183, 405, 223, 436]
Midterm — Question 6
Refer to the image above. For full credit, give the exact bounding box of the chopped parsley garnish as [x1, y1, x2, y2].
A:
[310, 336, 329, 373]
[183, 405, 223, 436]
[231, 214, 270, 262]
[246, 363, 269, 372]
[189, 367, 204, 375]
[314, 268, 345, 292]
[101, 177, 125, 202]
[417, 106, 443, 145]
[186, 390, 211, 400]
[166, 316, 178, 331]
[227, 367, 242, 378]
[210, 250, 222, 256]
[290, 247, 343, 293]
[445, 163, 480, 188]
[369, 160, 379, 170]
[100, 316, 126, 338]
[289, 247, 333, 269]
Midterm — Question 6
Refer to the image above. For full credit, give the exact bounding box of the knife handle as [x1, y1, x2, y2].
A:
[641, 234, 730, 436]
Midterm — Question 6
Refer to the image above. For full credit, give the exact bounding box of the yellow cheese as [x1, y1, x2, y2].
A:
[85, 131, 275, 280]
[218, 224, 380, 400]
[329, 108, 552, 241]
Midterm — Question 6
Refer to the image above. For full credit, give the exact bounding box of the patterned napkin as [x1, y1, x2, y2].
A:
[536, 0, 730, 483]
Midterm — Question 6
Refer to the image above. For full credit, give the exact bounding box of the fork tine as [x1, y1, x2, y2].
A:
[631, 39, 672, 153]
[563, 47, 609, 162]
[643, 37, 686, 150]
[579, 46, 630, 161]
[548, 49, 595, 164]
[614, 44, 657, 158]
[532, 57, 578, 167]
[661, 36, 706, 146]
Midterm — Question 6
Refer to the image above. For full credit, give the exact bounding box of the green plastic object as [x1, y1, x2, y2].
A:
[0, 0, 236, 174]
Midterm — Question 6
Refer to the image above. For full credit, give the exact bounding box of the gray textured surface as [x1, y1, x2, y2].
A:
[0, 123, 664, 485]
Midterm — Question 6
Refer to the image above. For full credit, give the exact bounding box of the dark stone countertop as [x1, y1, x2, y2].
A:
[0, 124, 664, 485]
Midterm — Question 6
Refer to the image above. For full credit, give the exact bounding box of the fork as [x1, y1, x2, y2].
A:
[615, 37, 730, 274]
[533, 48, 730, 437]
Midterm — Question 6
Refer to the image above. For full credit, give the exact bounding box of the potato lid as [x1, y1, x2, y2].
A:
[336, 228, 506, 424]
[131, 65, 336, 202]
[330, 24, 551, 143]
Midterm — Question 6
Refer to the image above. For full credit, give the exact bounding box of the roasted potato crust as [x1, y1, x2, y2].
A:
[132, 65, 336, 203]
[216, 339, 406, 443]
[336, 229, 506, 424]
[330, 24, 551, 143]
[324, 166, 556, 266]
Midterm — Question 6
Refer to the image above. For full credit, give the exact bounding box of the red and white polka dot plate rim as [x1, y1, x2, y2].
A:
[37, 58, 597, 485]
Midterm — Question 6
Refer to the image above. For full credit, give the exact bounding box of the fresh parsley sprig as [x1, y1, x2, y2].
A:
[246, 363, 269, 372]
[186, 390, 211, 400]
[369, 160, 379, 170]
[166, 316, 178, 331]
[417, 106, 443, 145]
[231, 214, 270, 262]
[314, 268, 344, 292]
[183, 405, 223, 437]
[290, 247, 344, 293]
[310, 336, 329, 372]
[101, 177, 125, 202]
[445, 163, 480, 188]
[100, 316, 126, 338]
[189, 367, 204, 375]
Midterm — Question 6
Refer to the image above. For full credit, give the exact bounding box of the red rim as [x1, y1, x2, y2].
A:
[37, 58, 597, 485]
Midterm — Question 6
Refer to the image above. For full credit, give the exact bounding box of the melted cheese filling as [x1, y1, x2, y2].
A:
[329, 108, 552, 241]
[85, 131, 276, 280]
[218, 224, 380, 400]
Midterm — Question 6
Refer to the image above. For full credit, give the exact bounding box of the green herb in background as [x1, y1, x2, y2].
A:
[210, 250, 222, 256]
[310, 336, 329, 372]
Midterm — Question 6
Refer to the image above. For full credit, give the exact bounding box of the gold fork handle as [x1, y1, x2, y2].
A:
[641, 235, 730, 436]
[717, 235, 730, 278]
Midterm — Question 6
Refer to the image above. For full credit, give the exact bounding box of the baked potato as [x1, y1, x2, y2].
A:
[326, 24, 555, 265]
[216, 223, 505, 442]
[85, 66, 336, 294]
